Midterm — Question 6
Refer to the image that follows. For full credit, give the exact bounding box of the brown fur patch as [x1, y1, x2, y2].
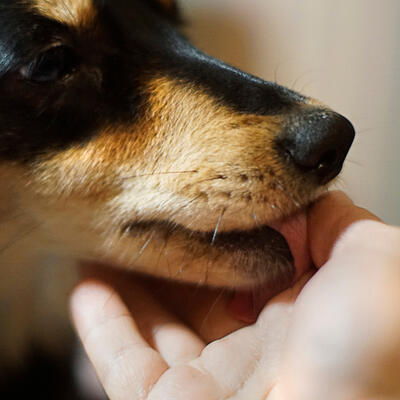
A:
[33, 0, 96, 28]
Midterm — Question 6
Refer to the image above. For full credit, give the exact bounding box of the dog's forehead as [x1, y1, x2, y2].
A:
[28, 0, 179, 54]
[29, 0, 177, 28]
[32, 0, 97, 27]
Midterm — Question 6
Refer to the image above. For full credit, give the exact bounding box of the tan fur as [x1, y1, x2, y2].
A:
[4, 77, 322, 290]
[33, 0, 96, 28]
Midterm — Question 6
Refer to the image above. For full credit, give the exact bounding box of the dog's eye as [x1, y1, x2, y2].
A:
[20, 46, 78, 83]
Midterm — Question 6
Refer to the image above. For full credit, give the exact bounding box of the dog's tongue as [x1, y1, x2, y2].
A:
[228, 211, 310, 323]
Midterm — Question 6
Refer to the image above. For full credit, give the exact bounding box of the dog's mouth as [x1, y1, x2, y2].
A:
[120, 209, 310, 323]
[226, 211, 311, 322]
[123, 208, 311, 288]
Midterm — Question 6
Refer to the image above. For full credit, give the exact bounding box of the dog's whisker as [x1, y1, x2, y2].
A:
[273, 61, 285, 84]
[164, 247, 172, 279]
[154, 232, 170, 275]
[168, 194, 204, 220]
[199, 287, 227, 335]
[252, 210, 260, 227]
[290, 70, 316, 91]
[132, 230, 156, 265]
[300, 79, 316, 94]
[0, 210, 26, 224]
[173, 244, 192, 278]
[122, 170, 198, 180]
[0, 223, 42, 256]
[346, 158, 363, 167]
[356, 128, 374, 135]
[190, 175, 230, 186]
[211, 208, 226, 246]
[203, 259, 210, 286]
[275, 178, 301, 208]
[276, 182, 285, 192]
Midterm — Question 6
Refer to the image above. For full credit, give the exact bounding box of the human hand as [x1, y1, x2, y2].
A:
[70, 192, 400, 399]
[277, 193, 400, 399]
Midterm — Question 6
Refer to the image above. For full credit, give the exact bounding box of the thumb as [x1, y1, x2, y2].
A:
[307, 191, 380, 268]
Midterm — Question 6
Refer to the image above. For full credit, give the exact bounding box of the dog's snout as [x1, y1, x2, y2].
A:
[278, 110, 355, 184]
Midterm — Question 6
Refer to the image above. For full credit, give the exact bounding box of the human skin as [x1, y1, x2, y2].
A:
[70, 192, 400, 400]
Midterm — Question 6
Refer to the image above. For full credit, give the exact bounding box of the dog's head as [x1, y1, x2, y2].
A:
[0, 0, 354, 292]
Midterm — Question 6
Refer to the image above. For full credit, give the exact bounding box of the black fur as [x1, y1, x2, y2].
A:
[0, 0, 303, 162]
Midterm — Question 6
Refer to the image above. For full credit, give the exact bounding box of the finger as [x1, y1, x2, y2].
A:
[121, 280, 206, 367]
[70, 280, 168, 400]
[280, 229, 400, 399]
[79, 264, 206, 366]
[308, 191, 381, 267]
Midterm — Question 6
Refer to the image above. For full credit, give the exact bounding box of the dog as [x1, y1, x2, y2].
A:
[0, 0, 355, 396]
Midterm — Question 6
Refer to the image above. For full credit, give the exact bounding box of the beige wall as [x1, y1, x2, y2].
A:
[182, 0, 400, 224]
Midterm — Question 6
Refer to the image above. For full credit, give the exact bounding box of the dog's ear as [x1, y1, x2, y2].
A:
[146, 0, 182, 24]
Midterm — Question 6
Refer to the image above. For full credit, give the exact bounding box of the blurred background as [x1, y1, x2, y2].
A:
[182, 0, 400, 224]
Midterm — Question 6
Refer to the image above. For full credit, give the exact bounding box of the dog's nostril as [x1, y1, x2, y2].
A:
[279, 110, 355, 185]
[318, 149, 338, 169]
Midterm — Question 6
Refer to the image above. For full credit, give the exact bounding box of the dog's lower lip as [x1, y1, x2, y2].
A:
[125, 219, 293, 259]
[124, 209, 310, 277]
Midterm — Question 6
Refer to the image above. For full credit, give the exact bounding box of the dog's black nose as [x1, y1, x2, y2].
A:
[278, 110, 355, 184]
